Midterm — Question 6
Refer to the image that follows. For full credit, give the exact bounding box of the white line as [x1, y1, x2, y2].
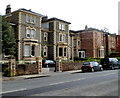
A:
[48, 78, 87, 86]
[1, 72, 117, 94]
[0, 88, 26, 94]
[48, 72, 117, 86]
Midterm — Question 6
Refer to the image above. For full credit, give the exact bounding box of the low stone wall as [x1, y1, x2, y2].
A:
[61, 62, 82, 71]
[16, 64, 38, 75]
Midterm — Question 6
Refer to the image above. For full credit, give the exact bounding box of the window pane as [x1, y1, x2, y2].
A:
[43, 47, 47, 57]
[59, 48, 62, 56]
[43, 23, 49, 29]
[27, 15, 30, 23]
[25, 45, 30, 57]
[60, 34, 62, 42]
[32, 16, 35, 24]
[64, 48, 67, 56]
[44, 32, 47, 41]
[31, 29, 35, 38]
[26, 29, 30, 38]
[31, 45, 35, 56]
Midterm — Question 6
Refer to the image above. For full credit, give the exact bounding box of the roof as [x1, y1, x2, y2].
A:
[12, 8, 45, 17]
[43, 17, 71, 24]
[70, 28, 104, 34]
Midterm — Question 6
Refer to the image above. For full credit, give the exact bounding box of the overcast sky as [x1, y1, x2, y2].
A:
[0, 0, 119, 34]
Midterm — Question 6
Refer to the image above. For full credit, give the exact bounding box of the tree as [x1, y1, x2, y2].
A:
[2, 16, 16, 57]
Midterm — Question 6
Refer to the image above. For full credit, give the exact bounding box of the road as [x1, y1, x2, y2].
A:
[1, 69, 120, 97]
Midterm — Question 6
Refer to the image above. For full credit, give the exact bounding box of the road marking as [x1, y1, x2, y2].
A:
[48, 77, 87, 86]
[48, 72, 117, 86]
[1, 71, 117, 94]
[0, 88, 26, 94]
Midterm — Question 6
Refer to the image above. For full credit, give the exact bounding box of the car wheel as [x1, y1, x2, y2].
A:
[91, 68, 94, 72]
[100, 67, 103, 71]
[82, 70, 85, 73]
[111, 66, 114, 70]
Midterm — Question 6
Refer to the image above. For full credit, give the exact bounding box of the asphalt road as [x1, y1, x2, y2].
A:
[1, 69, 120, 97]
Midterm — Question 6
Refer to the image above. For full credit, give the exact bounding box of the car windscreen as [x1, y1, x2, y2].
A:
[109, 58, 118, 62]
[83, 62, 90, 65]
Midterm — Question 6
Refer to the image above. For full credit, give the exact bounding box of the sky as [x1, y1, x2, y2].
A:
[0, 0, 119, 34]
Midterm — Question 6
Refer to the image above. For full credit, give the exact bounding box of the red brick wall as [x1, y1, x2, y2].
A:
[81, 32, 94, 57]
[116, 35, 120, 53]
[108, 35, 116, 52]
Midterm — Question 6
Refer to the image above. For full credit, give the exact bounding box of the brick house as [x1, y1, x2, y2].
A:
[116, 35, 120, 53]
[104, 33, 120, 56]
[4, 5, 119, 62]
[4, 5, 44, 62]
[41, 17, 71, 60]
[70, 27, 105, 58]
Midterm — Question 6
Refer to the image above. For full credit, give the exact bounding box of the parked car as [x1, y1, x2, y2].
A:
[81, 61, 103, 72]
[100, 58, 120, 70]
[42, 60, 56, 68]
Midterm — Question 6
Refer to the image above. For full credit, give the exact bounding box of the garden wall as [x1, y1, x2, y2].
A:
[16, 64, 38, 75]
[61, 62, 82, 71]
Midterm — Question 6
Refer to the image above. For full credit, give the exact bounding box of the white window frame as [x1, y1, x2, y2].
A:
[44, 32, 48, 41]
[31, 16, 35, 24]
[26, 27, 36, 39]
[64, 47, 67, 57]
[59, 23, 65, 30]
[26, 28, 31, 38]
[59, 34, 66, 42]
[31, 29, 35, 38]
[62, 24, 65, 30]
[59, 34, 62, 42]
[79, 51, 85, 58]
[27, 15, 31, 23]
[43, 46, 47, 57]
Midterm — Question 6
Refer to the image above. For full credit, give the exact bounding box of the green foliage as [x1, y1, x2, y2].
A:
[3, 67, 11, 77]
[74, 57, 101, 63]
[2, 16, 16, 56]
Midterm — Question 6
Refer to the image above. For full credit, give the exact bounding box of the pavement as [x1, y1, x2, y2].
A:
[2, 70, 82, 81]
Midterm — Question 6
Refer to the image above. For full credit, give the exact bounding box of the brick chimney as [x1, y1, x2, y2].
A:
[6, 4, 11, 14]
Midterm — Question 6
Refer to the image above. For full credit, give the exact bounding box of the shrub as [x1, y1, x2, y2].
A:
[3, 67, 11, 77]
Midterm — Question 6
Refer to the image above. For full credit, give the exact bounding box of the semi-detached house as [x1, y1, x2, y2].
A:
[4, 5, 72, 62]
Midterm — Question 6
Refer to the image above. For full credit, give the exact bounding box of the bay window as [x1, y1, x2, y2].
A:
[24, 45, 30, 57]
[59, 48, 63, 56]
[31, 45, 35, 56]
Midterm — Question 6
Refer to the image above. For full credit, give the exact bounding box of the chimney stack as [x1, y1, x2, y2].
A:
[6, 4, 11, 14]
